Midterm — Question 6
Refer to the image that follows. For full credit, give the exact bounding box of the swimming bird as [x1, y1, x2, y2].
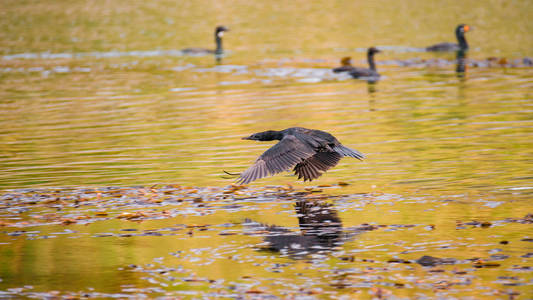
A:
[426, 24, 470, 52]
[181, 26, 229, 60]
[238, 127, 364, 184]
[348, 47, 381, 79]
[332, 56, 354, 73]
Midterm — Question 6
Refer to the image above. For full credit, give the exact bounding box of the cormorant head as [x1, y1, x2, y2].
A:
[456, 24, 470, 35]
[367, 47, 381, 55]
[215, 26, 229, 38]
[242, 130, 282, 141]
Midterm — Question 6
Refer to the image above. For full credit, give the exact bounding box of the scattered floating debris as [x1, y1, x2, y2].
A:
[416, 255, 457, 267]
[0, 186, 530, 298]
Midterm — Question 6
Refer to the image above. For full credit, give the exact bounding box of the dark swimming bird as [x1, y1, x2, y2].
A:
[348, 47, 381, 79]
[332, 56, 354, 73]
[181, 26, 229, 60]
[426, 24, 470, 52]
[238, 127, 364, 184]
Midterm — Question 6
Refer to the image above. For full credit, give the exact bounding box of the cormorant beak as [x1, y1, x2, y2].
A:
[242, 136, 252, 140]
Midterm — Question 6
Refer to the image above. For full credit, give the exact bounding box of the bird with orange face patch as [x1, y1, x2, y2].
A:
[426, 24, 470, 52]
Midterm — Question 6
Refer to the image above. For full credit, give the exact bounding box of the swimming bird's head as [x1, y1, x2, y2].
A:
[367, 47, 381, 55]
[456, 24, 470, 35]
[242, 130, 282, 141]
[215, 26, 229, 37]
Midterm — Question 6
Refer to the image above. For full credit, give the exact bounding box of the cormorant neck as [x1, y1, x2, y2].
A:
[456, 31, 468, 50]
[367, 52, 376, 71]
[215, 34, 223, 54]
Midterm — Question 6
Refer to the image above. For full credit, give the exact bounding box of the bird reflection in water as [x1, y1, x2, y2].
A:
[367, 82, 378, 111]
[367, 82, 377, 95]
[456, 49, 468, 78]
[245, 199, 377, 258]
